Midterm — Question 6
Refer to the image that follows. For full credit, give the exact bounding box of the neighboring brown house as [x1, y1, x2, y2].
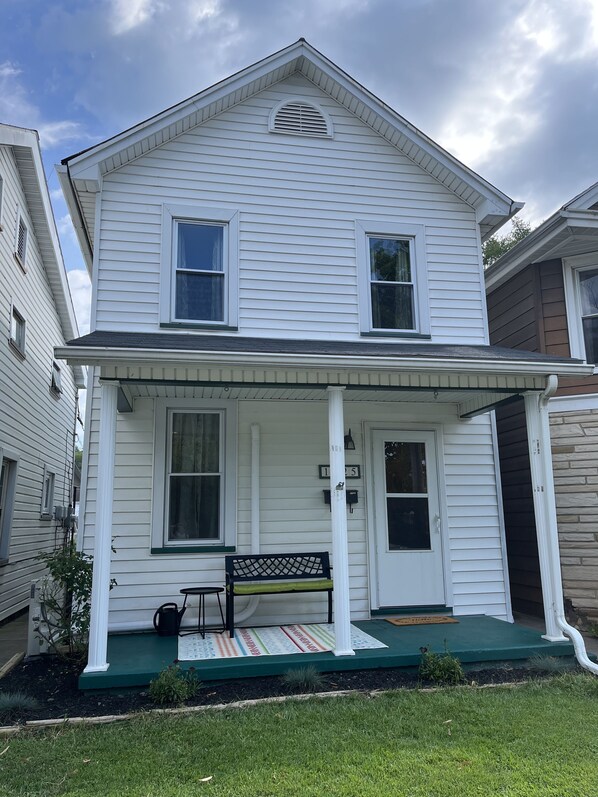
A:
[486, 183, 598, 626]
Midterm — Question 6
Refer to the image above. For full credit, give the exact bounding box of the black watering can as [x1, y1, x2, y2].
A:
[153, 602, 186, 636]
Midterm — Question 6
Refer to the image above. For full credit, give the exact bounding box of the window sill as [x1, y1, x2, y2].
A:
[151, 545, 236, 555]
[40, 513, 52, 521]
[360, 330, 432, 340]
[8, 339, 25, 360]
[160, 323, 238, 332]
[13, 252, 27, 274]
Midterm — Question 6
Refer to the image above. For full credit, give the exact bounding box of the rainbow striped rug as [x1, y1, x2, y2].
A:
[178, 623, 387, 661]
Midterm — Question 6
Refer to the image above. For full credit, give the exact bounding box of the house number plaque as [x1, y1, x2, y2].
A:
[318, 465, 361, 479]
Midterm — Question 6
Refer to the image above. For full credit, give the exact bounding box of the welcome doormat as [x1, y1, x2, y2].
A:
[385, 616, 459, 626]
[178, 623, 387, 661]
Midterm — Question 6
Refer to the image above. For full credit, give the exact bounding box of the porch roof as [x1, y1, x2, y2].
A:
[58, 330, 589, 379]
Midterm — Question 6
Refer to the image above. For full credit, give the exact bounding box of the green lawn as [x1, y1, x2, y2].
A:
[2, 674, 598, 796]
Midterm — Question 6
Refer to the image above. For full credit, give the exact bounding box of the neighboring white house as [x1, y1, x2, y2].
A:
[56, 40, 591, 675]
[0, 124, 85, 623]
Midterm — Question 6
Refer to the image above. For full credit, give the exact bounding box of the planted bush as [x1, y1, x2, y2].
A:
[282, 665, 326, 693]
[419, 646, 464, 685]
[0, 692, 40, 723]
[149, 665, 202, 705]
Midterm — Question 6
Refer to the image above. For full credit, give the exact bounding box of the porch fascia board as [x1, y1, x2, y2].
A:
[55, 345, 594, 380]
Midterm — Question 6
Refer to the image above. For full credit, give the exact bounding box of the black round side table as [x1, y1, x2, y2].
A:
[179, 587, 226, 638]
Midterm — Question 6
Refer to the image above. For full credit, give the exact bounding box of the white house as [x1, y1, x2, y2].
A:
[0, 124, 85, 623]
[56, 41, 592, 677]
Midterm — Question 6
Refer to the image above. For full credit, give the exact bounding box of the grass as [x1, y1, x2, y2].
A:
[2, 674, 598, 796]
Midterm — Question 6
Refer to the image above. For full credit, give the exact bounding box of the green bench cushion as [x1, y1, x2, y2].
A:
[232, 578, 333, 595]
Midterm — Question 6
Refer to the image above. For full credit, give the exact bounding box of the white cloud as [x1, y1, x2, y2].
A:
[110, 0, 165, 34]
[38, 120, 85, 148]
[67, 268, 92, 336]
[0, 61, 21, 79]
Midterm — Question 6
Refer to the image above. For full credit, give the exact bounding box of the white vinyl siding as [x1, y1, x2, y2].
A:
[0, 144, 79, 621]
[95, 74, 485, 343]
[81, 389, 508, 631]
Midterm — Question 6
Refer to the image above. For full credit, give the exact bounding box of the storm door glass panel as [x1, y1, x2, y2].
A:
[167, 412, 221, 542]
[175, 222, 225, 322]
[579, 268, 598, 363]
[369, 237, 415, 330]
[384, 441, 430, 551]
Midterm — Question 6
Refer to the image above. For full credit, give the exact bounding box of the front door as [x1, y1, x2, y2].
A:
[372, 430, 445, 608]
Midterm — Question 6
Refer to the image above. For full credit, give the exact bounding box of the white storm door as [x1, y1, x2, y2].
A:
[372, 430, 445, 607]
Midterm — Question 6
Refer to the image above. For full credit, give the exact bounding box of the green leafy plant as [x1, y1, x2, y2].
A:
[36, 541, 94, 660]
[0, 692, 40, 723]
[149, 664, 201, 705]
[281, 665, 326, 693]
[419, 645, 464, 685]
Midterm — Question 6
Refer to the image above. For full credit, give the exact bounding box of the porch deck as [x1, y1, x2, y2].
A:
[79, 616, 574, 690]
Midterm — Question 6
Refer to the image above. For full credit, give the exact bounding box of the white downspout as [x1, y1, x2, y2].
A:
[527, 376, 598, 674]
[232, 423, 261, 625]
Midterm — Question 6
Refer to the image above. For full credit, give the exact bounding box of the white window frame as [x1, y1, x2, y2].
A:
[50, 360, 62, 396]
[151, 398, 237, 551]
[9, 303, 26, 357]
[160, 204, 239, 329]
[14, 210, 28, 272]
[40, 465, 56, 519]
[0, 450, 19, 566]
[563, 252, 598, 368]
[356, 220, 429, 337]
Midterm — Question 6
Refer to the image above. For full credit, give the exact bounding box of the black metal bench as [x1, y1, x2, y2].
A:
[225, 552, 333, 638]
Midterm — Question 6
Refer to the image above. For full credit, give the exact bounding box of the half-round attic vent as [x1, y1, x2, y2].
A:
[269, 100, 332, 138]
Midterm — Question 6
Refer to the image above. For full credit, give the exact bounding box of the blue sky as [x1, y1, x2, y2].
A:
[2, 0, 598, 333]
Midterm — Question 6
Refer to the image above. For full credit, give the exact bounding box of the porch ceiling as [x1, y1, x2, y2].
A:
[114, 380, 521, 419]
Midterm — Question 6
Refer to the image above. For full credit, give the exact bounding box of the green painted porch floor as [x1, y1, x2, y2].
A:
[79, 616, 574, 690]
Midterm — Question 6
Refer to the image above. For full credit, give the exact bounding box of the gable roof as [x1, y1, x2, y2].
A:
[59, 39, 521, 274]
[0, 124, 85, 388]
[486, 181, 598, 291]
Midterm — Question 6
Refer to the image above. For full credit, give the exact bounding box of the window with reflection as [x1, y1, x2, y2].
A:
[384, 441, 430, 551]
[579, 267, 598, 363]
[368, 237, 415, 331]
[174, 222, 226, 323]
[167, 411, 222, 541]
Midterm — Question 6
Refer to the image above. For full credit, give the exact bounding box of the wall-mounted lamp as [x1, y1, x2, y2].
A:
[344, 428, 355, 451]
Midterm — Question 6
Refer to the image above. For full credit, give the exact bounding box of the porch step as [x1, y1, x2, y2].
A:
[371, 605, 452, 617]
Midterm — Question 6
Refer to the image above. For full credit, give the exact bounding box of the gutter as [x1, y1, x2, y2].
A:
[54, 345, 593, 379]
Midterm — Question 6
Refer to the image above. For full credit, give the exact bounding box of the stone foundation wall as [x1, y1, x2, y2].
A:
[550, 409, 598, 624]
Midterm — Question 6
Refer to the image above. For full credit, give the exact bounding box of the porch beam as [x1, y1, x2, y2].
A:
[117, 385, 133, 413]
[84, 381, 118, 673]
[523, 387, 567, 642]
[458, 392, 521, 419]
[327, 386, 354, 656]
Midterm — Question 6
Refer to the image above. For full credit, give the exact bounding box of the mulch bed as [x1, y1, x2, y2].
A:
[0, 653, 578, 727]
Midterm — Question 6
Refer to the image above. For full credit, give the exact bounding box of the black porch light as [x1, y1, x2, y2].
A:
[344, 428, 356, 451]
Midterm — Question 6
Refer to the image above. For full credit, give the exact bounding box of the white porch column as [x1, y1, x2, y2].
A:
[524, 388, 567, 642]
[327, 386, 354, 656]
[84, 381, 118, 673]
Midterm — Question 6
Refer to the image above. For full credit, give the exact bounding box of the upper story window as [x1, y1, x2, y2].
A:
[564, 253, 598, 364]
[15, 213, 28, 271]
[160, 205, 239, 329]
[9, 304, 26, 357]
[356, 220, 430, 337]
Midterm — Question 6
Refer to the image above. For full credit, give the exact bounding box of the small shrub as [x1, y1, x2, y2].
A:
[419, 646, 464, 685]
[282, 665, 326, 692]
[149, 665, 201, 705]
[525, 654, 576, 674]
[0, 692, 40, 723]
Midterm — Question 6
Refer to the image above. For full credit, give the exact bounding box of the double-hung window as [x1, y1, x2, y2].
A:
[0, 453, 18, 566]
[564, 253, 598, 364]
[160, 205, 239, 328]
[151, 400, 237, 552]
[356, 220, 429, 336]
